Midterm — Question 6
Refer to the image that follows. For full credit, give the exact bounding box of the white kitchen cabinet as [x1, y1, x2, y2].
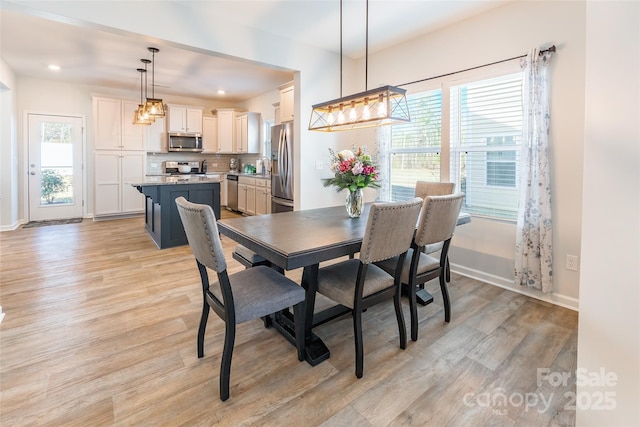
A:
[238, 176, 260, 215]
[238, 176, 270, 215]
[237, 182, 247, 213]
[167, 105, 203, 134]
[93, 97, 145, 151]
[215, 109, 235, 153]
[246, 184, 256, 215]
[234, 112, 261, 154]
[279, 83, 294, 123]
[202, 116, 217, 153]
[94, 150, 145, 216]
[255, 178, 270, 215]
[146, 116, 166, 152]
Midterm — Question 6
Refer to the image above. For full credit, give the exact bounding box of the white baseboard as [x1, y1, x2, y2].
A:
[451, 263, 579, 311]
[0, 220, 25, 232]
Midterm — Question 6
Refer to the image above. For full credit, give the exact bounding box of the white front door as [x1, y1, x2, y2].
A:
[28, 114, 84, 221]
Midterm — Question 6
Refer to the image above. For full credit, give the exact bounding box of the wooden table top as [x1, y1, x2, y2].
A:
[217, 204, 371, 270]
[217, 203, 471, 271]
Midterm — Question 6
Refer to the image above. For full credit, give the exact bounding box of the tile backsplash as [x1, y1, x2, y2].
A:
[146, 152, 263, 175]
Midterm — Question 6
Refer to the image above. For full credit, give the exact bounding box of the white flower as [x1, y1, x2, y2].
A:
[337, 150, 354, 161]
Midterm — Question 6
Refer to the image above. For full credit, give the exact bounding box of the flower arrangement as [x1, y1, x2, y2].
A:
[323, 146, 380, 193]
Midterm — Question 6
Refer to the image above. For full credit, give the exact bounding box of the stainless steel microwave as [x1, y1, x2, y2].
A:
[168, 133, 203, 152]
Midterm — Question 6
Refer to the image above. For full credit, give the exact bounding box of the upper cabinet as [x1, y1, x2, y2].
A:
[279, 82, 294, 123]
[235, 112, 261, 154]
[146, 116, 167, 153]
[202, 116, 218, 153]
[215, 109, 235, 154]
[93, 97, 145, 151]
[167, 104, 203, 134]
[213, 108, 261, 154]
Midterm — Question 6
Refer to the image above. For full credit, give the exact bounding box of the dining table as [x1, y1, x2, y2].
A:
[216, 203, 470, 366]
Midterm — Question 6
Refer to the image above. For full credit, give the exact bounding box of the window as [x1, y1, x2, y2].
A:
[486, 136, 517, 187]
[387, 71, 523, 221]
[388, 89, 442, 201]
[450, 73, 522, 220]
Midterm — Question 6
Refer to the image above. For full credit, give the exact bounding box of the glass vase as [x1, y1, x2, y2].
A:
[345, 188, 364, 218]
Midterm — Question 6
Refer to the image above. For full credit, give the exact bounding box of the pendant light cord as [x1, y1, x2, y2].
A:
[365, 0, 368, 91]
[141, 59, 151, 100]
[139, 69, 144, 103]
[340, 0, 343, 98]
[151, 50, 155, 98]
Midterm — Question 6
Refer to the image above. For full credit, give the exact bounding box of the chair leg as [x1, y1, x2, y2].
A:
[408, 281, 419, 342]
[445, 256, 451, 283]
[394, 287, 408, 349]
[440, 273, 451, 323]
[219, 320, 236, 401]
[197, 302, 209, 358]
[353, 308, 364, 379]
[293, 302, 305, 362]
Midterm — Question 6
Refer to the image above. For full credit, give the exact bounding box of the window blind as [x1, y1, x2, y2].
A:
[450, 73, 523, 220]
[389, 89, 442, 201]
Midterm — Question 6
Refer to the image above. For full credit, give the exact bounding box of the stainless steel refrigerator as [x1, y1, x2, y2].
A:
[271, 122, 294, 213]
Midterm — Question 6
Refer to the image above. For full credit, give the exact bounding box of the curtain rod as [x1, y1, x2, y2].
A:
[396, 45, 556, 88]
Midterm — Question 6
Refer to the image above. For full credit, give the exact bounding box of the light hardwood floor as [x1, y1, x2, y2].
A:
[0, 215, 577, 426]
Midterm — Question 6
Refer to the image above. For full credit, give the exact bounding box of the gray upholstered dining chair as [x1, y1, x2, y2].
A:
[175, 196, 305, 401]
[314, 198, 423, 379]
[414, 181, 456, 284]
[376, 193, 464, 342]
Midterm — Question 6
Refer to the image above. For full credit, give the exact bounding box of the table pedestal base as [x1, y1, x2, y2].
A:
[268, 310, 331, 366]
[416, 289, 434, 306]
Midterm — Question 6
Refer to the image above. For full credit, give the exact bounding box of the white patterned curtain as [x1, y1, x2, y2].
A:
[376, 126, 392, 201]
[515, 48, 554, 293]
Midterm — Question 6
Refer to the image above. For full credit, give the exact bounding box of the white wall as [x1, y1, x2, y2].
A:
[13, 76, 292, 220]
[3, 2, 584, 304]
[361, 0, 586, 307]
[0, 58, 18, 230]
[13, 1, 348, 212]
[577, 2, 640, 425]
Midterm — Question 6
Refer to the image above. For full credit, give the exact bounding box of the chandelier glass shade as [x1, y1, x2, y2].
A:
[143, 47, 165, 119]
[133, 67, 152, 125]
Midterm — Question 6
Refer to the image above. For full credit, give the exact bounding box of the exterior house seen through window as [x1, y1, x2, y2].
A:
[389, 71, 523, 221]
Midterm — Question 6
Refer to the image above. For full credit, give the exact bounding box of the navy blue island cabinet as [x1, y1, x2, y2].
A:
[134, 179, 221, 249]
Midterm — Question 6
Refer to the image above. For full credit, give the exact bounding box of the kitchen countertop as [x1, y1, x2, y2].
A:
[227, 172, 271, 179]
[134, 174, 224, 186]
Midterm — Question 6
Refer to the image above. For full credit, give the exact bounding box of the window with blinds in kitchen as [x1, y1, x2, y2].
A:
[388, 71, 523, 221]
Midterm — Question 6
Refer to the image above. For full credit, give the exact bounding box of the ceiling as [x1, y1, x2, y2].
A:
[0, 1, 508, 103]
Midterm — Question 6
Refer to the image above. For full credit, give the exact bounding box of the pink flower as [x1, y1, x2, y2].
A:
[362, 165, 376, 175]
[338, 160, 351, 173]
[351, 162, 364, 175]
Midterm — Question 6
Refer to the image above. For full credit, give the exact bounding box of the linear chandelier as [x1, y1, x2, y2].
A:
[308, 0, 410, 132]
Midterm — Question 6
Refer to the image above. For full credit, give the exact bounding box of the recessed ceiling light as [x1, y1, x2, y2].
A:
[48, 64, 61, 71]
[217, 90, 225, 95]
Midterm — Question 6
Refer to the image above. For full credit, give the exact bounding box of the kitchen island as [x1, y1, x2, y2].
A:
[133, 176, 221, 249]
